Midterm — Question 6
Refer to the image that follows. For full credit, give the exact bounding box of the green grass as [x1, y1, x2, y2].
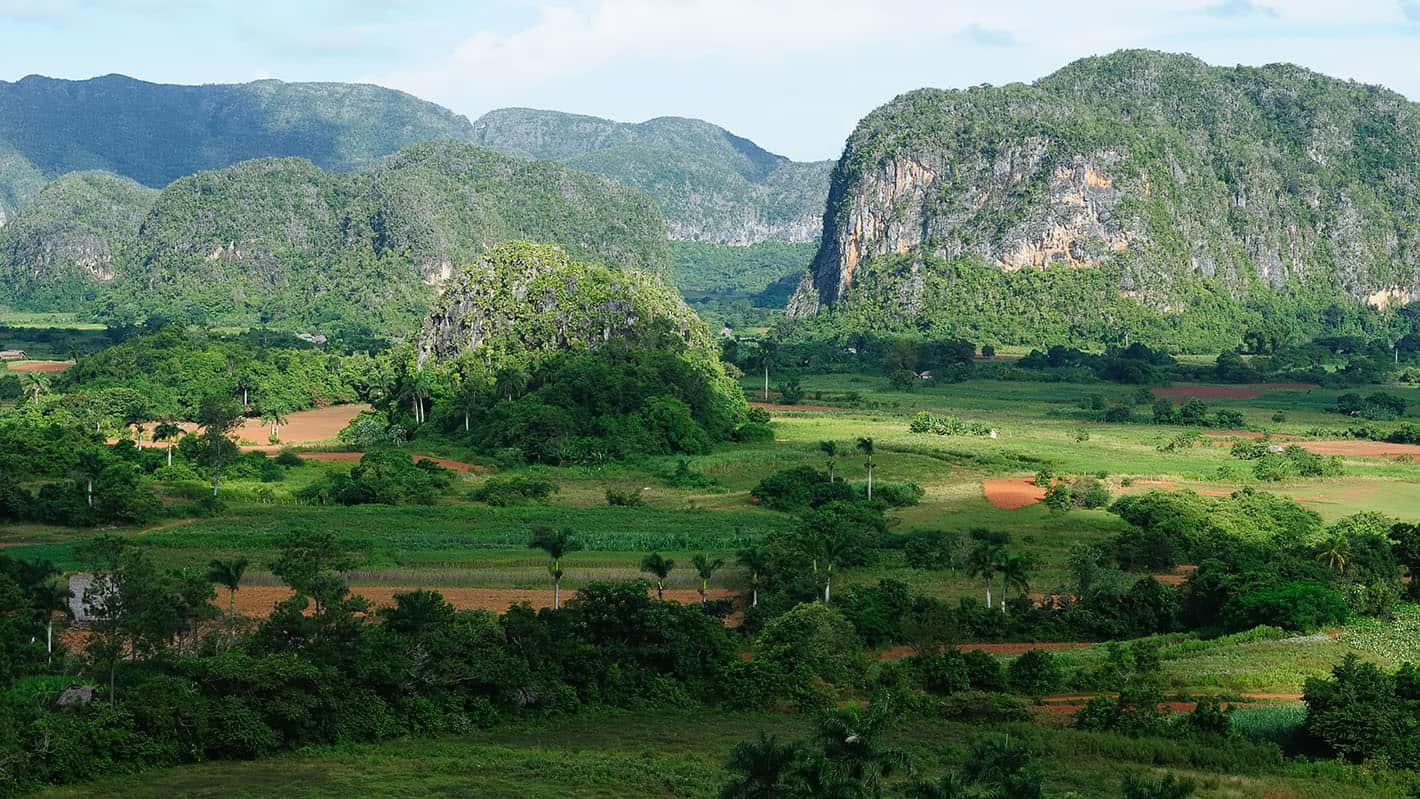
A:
[37, 710, 1410, 798]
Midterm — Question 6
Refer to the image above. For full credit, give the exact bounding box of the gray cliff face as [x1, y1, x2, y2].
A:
[792, 50, 1420, 318]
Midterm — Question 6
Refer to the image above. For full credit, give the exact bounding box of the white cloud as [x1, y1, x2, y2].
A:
[1203, 0, 1279, 17]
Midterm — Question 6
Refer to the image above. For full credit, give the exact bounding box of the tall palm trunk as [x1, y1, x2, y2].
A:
[553, 577, 560, 610]
[984, 579, 992, 609]
[763, 366, 769, 400]
[865, 464, 874, 499]
[167, 446, 173, 467]
[824, 566, 833, 604]
[86, 479, 93, 508]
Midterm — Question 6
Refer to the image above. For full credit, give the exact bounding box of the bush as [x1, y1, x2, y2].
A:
[1006, 650, 1063, 699]
[750, 466, 829, 511]
[909, 411, 992, 436]
[470, 476, 558, 506]
[1121, 772, 1197, 799]
[605, 488, 646, 508]
[664, 459, 718, 489]
[864, 481, 923, 508]
[273, 451, 304, 467]
[1221, 580, 1347, 632]
[937, 690, 1032, 722]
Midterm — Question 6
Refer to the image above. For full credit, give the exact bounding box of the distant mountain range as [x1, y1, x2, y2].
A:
[471, 108, 832, 244]
[1, 140, 668, 335]
[0, 74, 829, 247]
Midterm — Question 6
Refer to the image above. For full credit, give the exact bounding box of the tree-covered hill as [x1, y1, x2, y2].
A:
[790, 50, 1420, 350]
[0, 171, 158, 309]
[472, 108, 832, 244]
[76, 141, 668, 337]
[0, 73, 477, 221]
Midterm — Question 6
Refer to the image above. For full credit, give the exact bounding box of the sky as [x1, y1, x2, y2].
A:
[1, 0, 1418, 161]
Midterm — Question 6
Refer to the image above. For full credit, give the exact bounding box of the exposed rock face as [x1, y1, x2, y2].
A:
[791, 50, 1420, 319]
[415, 241, 709, 369]
[472, 108, 832, 245]
[0, 171, 156, 307]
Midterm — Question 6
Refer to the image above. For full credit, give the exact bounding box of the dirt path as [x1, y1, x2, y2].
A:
[982, 477, 1047, 510]
[748, 401, 843, 413]
[1153, 383, 1317, 401]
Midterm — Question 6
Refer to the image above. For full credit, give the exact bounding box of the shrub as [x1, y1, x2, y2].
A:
[937, 690, 1031, 722]
[1006, 650, 1063, 699]
[470, 476, 558, 507]
[750, 465, 829, 511]
[605, 488, 646, 508]
[865, 481, 924, 508]
[1043, 483, 1073, 513]
[1121, 772, 1197, 799]
[273, 451, 304, 467]
[1184, 695, 1232, 737]
[909, 411, 993, 436]
[664, 459, 718, 489]
[1074, 477, 1112, 509]
[1221, 581, 1347, 632]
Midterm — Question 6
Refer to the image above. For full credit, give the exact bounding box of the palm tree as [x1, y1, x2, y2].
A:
[905, 774, 968, 799]
[70, 450, 104, 508]
[260, 408, 289, 442]
[1315, 534, 1351, 576]
[736, 547, 770, 607]
[998, 552, 1032, 610]
[692, 553, 725, 606]
[529, 526, 580, 609]
[33, 581, 72, 665]
[207, 557, 249, 642]
[818, 440, 840, 482]
[753, 338, 778, 401]
[856, 437, 875, 499]
[815, 697, 909, 796]
[966, 542, 1006, 609]
[720, 733, 806, 799]
[153, 421, 181, 467]
[640, 552, 676, 600]
[22, 372, 49, 402]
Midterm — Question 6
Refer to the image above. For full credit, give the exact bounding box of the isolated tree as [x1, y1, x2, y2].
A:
[207, 557, 249, 636]
[999, 552, 1033, 609]
[815, 697, 908, 795]
[194, 394, 243, 498]
[736, 547, 771, 608]
[720, 733, 806, 799]
[260, 407, 290, 442]
[967, 542, 1006, 609]
[153, 421, 182, 467]
[753, 338, 779, 401]
[529, 526, 580, 609]
[1315, 534, 1351, 576]
[640, 552, 676, 600]
[32, 580, 71, 666]
[22, 372, 48, 402]
[692, 553, 725, 606]
[856, 437, 876, 499]
[819, 440, 840, 483]
[269, 530, 353, 613]
[71, 450, 105, 509]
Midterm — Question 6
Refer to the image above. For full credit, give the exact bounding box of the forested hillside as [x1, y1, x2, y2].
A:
[0, 73, 476, 220]
[790, 49, 1420, 351]
[472, 108, 832, 244]
[0, 172, 157, 309]
[80, 141, 668, 337]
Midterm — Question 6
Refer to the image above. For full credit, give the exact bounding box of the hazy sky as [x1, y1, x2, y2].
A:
[1, 0, 1418, 161]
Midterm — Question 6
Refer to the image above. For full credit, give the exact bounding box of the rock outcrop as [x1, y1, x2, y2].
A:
[791, 50, 1420, 322]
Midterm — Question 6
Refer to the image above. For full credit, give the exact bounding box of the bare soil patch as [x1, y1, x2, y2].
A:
[1152, 564, 1196, 586]
[982, 478, 1047, 510]
[1293, 440, 1420, 458]
[237, 404, 370, 449]
[6, 360, 72, 373]
[1153, 383, 1317, 402]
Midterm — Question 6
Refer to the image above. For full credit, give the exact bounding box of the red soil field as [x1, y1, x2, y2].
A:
[982, 478, 1047, 510]
[5, 360, 72, 372]
[1292, 440, 1420, 457]
[235, 404, 370, 448]
[1152, 382, 1317, 401]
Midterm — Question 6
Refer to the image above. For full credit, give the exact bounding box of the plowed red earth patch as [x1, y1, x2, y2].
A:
[1153, 383, 1317, 401]
[982, 478, 1047, 509]
[1293, 440, 1420, 457]
[227, 585, 734, 617]
[6, 360, 72, 372]
[1038, 691, 1302, 715]
[237, 404, 370, 449]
